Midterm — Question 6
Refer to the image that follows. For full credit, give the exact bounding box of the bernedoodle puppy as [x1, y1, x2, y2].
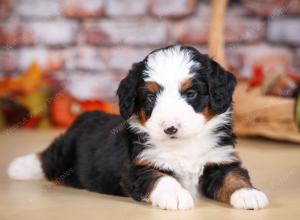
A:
[8, 45, 269, 210]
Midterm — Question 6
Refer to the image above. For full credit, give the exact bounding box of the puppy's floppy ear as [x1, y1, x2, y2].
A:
[208, 60, 237, 114]
[117, 62, 144, 120]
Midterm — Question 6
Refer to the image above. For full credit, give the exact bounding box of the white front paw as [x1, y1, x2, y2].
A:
[149, 176, 194, 210]
[230, 188, 269, 210]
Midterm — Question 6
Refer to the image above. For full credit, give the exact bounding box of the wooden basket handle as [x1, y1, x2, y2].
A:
[208, 0, 228, 69]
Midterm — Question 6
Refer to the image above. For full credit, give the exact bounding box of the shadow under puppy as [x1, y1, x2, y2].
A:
[8, 45, 269, 210]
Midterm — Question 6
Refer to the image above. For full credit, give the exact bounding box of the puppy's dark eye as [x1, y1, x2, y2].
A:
[185, 89, 198, 100]
[147, 94, 156, 103]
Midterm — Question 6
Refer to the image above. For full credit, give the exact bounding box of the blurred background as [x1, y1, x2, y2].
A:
[0, 0, 299, 143]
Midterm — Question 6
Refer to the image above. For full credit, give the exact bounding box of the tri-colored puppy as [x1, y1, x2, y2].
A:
[8, 45, 269, 210]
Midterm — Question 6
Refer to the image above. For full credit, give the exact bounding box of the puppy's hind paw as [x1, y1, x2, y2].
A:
[230, 188, 269, 210]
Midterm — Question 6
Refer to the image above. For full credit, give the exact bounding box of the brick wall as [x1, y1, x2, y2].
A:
[0, 0, 299, 100]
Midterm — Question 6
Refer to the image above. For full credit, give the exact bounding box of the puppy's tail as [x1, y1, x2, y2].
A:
[7, 153, 44, 180]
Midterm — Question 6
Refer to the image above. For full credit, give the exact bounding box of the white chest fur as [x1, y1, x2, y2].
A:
[138, 137, 236, 198]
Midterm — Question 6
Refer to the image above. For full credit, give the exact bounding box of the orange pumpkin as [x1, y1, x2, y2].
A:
[50, 91, 118, 128]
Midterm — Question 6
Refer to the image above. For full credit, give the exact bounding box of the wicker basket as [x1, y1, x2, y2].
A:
[233, 83, 300, 143]
[208, 0, 300, 143]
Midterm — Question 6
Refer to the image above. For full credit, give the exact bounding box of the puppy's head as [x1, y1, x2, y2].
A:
[117, 45, 236, 141]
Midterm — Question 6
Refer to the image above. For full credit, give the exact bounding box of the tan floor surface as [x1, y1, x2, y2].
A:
[0, 130, 299, 220]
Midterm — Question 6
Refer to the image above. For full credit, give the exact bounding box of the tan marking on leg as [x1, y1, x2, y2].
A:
[217, 171, 252, 203]
[133, 157, 168, 199]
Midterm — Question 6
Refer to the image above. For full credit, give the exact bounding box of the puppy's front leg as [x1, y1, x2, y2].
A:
[149, 176, 194, 210]
[122, 164, 194, 210]
[200, 162, 269, 210]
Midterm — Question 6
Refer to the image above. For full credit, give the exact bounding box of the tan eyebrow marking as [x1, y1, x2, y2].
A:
[145, 81, 160, 93]
[180, 78, 193, 92]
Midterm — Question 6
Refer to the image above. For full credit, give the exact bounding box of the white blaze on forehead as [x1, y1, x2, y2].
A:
[144, 45, 200, 86]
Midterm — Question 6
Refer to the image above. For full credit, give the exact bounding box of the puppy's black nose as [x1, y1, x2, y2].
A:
[164, 126, 178, 135]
